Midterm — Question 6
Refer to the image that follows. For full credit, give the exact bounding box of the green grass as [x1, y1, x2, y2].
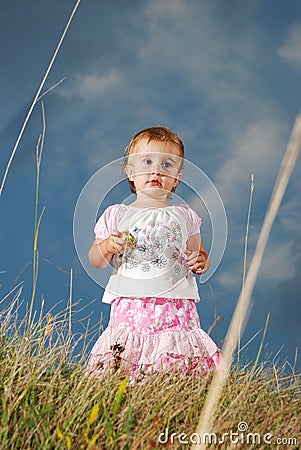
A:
[1, 8, 301, 448]
[1, 107, 300, 448]
[0, 303, 300, 450]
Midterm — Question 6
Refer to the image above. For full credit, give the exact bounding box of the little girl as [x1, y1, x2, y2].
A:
[87, 126, 221, 379]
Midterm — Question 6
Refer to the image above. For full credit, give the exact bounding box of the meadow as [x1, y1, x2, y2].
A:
[1, 107, 300, 449]
[1, 11, 300, 442]
[0, 295, 300, 450]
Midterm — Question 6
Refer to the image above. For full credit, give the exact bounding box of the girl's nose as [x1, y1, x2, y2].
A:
[152, 162, 161, 175]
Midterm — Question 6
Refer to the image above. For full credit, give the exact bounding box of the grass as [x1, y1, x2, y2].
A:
[1, 110, 300, 448]
[0, 300, 300, 450]
[1, 14, 301, 443]
[0, 0, 300, 441]
[193, 114, 301, 449]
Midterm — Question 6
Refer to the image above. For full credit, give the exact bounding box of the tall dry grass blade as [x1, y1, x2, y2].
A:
[0, 282, 23, 307]
[29, 102, 46, 326]
[29, 206, 45, 325]
[243, 174, 255, 286]
[43, 257, 71, 275]
[191, 113, 301, 450]
[238, 173, 255, 363]
[239, 328, 263, 354]
[251, 312, 270, 374]
[42, 258, 74, 340]
[68, 268, 73, 339]
[0, 0, 81, 197]
[207, 283, 224, 340]
[36, 77, 66, 103]
[293, 347, 298, 372]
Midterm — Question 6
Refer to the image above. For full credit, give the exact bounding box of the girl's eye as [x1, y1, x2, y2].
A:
[143, 159, 152, 165]
[162, 161, 172, 169]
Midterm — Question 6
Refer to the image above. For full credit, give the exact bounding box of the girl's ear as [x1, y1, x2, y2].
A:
[174, 171, 182, 186]
[125, 164, 134, 181]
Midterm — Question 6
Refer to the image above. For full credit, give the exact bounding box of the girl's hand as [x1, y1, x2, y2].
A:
[184, 249, 210, 274]
[105, 230, 134, 255]
[105, 230, 126, 255]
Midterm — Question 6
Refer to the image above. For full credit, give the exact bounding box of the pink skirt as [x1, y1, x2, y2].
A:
[86, 296, 222, 379]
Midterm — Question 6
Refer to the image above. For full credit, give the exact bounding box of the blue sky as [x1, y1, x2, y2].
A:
[1, 0, 301, 369]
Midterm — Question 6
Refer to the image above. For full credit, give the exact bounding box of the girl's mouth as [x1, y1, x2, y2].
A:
[148, 180, 161, 186]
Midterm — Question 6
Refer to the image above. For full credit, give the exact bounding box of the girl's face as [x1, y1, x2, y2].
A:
[125, 138, 182, 199]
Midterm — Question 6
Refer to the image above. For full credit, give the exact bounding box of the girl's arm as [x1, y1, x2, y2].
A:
[88, 230, 127, 269]
[185, 233, 210, 274]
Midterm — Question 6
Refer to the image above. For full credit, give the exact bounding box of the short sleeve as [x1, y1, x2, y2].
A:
[177, 204, 202, 238]
[94, 204, 124, 240]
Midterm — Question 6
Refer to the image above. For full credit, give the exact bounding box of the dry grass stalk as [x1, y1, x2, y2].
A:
[0, 0, 81, 197]
[68, 268, 73, 340]
[191, 113, 301, 450]
[0, 301, 300, 449]
[29, 102, 46, 325]
[237, 173, 255, 363]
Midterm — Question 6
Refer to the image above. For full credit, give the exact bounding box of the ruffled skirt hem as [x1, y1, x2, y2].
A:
[86, 327, 222, 379]
[86, 296, 222, 380]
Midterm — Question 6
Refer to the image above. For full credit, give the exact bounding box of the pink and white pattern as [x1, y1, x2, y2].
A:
[86, 296, 222, 380]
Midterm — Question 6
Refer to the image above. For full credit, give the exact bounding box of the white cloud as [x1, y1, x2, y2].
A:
[278, 198, 301, 237]
[277, 22, 301, 66]
[214, 118, 286, 206]
[141, 0, 255, 86]
[216, 231, 297, 293]
[260, 240, 297, 283]
[216, 269, 243, 292]
[45, 1, 298, 241]
[137, 0, 288, 205]
[60, 70, 123, 102]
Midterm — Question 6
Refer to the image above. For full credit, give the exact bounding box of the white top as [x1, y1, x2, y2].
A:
[94, 204, 202, 304]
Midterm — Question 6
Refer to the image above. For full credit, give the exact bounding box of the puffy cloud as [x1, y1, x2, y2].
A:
[259, 240, 297, 283]
[1, 0, 301, 368]
[214, 118, 286, 206]
[60, 70, 123, 102]
[278, 22, 301, 67]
